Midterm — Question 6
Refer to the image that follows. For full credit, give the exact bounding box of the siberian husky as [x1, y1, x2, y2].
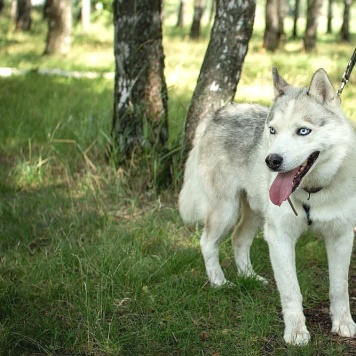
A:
[179, 68, 356, 344]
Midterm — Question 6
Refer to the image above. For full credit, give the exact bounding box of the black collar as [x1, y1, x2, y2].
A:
[303, 187, 323, 194]
[303, 187, 322, 200]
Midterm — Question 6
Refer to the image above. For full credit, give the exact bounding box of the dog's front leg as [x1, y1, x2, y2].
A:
[324, 229, 356, 338]
[265, 223, 310, 345]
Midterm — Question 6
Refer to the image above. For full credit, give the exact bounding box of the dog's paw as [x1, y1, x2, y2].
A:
[284, 327, 310, 345]
[210, 278, 228, 288]
[237, 271, 268, 284]
[210, 278, 239, 288]
[332, 318, 356, 337]
[254, 274, 268, 284]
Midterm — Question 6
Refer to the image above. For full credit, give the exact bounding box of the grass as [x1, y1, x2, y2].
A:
[1, 2, 356, 354]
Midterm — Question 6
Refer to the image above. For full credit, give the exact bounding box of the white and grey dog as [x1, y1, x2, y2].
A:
[179, 68, 356, 345]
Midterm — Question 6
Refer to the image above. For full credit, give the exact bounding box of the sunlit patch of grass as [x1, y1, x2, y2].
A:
[10, 156, 54, 189]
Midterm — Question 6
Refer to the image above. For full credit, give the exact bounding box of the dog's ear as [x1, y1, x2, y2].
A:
[308, 68, 340, 106]
[272, 67, 289, 97]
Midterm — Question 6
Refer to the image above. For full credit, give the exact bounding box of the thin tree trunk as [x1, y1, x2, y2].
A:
[15, 0, 31, 31]
[190, 0, 205, 39]
[176, 0, 186, 27]
[303, 0, 324, 51]
[112, 0, 168, 161]
[263, 0, 284, 51]
[340, 0, 352, 41]
[326, 0, 333, 33]
[43, 0, 49, 19]
[292, 0, 300, 38]
[278, 0, 286, 41]
[44, 0, 72, 55]
[81, 0, 90, 32]
[11, 0, 17, 20]
[184, 0, 256, 151]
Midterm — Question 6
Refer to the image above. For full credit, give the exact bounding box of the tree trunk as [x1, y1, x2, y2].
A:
[112, 0, 168, 161]
[15, 0, 32, 31]
[340, 0, 352, 42]
[81, 0, 90, 32]
[292, 0, 300, 38]
[176, 0, 186, 27]
[278, 0, 286, 41]
[263, 0, 284, 51]
[326, 0, 333, 33]
[184, 0, 256, 151]
[43, 0, 50, 19]
[303, 0, 324, 52]
[44, 0, 72, 55]
[190, 0, 206, 39]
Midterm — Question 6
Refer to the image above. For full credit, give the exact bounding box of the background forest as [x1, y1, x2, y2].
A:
[1, 0, 356, 354]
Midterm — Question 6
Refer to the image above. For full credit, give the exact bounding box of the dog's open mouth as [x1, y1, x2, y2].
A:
[269, 151, 319, 206]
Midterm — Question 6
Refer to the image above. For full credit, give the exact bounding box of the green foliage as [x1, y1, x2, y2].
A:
[1, 2, 356, 354]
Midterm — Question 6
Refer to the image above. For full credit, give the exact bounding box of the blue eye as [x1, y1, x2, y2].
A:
[297, 127, 311, 136]
[269, 127, 276, 134]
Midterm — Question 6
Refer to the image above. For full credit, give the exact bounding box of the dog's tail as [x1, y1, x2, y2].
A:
[179, 122, 213, 225]
[179, 146, 206, 223]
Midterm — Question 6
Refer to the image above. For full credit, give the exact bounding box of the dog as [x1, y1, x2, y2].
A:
[179, 67, 356, 345]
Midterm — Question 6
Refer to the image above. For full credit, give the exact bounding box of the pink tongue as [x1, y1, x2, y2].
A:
[269, 168, 299, 206]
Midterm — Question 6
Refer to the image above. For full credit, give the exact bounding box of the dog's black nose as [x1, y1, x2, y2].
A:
[265, 154, 283, 171]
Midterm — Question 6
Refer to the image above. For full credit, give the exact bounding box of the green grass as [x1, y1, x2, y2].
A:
[1, 2, 356, 354]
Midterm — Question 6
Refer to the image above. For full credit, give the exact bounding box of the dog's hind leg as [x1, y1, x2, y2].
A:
[200, 199, 239, 287]
[231, 195, 265, 282]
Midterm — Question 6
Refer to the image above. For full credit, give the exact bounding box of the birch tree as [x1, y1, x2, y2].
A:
[81, 0, 90, 32]
[184, 0, 256, 151]
[112, 0, 168, 161]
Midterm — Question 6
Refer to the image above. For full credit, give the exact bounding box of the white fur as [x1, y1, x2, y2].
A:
[179, 68, 356, 345]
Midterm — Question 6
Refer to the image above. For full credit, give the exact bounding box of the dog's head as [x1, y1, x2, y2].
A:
[265, 67, 349, 206]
